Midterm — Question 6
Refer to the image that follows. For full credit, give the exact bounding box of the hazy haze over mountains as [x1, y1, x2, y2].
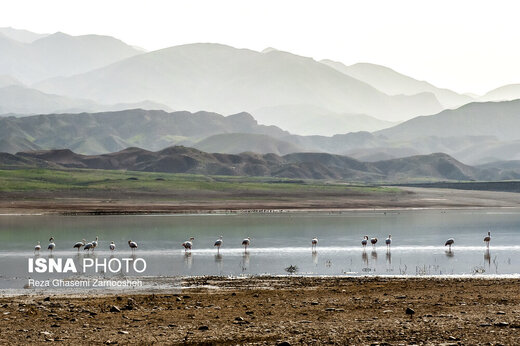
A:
[0, 27, 48, 43]
[34, 43, 444, 123]
[0, 75, 24, 88]
[251, 104, 396, 136]
[378, 100, 520, 141]
[480, 84, 520, 102]
[0, 31, 143, 84]
[2, 27, 520, 170]
[3, 99, 520, 165]
[0, 83, 171, 116]
[321, 60, 473, 109]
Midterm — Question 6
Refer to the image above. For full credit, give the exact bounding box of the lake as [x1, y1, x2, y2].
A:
[1, 209, 520, 292]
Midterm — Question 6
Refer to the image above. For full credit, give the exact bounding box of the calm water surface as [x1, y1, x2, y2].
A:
[1, 209, 520, 291]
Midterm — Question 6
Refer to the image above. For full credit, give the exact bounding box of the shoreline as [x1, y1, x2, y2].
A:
[2, 186, 520, 215]
[2, 205, 520, 216]
[3, 274, 520, 297]
[2, 276, 520, 344]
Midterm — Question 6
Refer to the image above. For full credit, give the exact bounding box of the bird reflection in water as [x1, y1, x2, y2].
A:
[241, 251, 250, 272]
[362, 250, 368, 267]
[386, 250, 392, 265]
[484, 249, 491, 267]
[371, 250, 378, 262]
[184, 252, 193, 270]
[214, 253, 223, 273]
[312, 251, 318, 266]
[445, 249, 454, 258]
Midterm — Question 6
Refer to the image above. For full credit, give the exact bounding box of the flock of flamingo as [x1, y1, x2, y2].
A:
[33, 231, 492, 254]
[34, 237, 137, 254]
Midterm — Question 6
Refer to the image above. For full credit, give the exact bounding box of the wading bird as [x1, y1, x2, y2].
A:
[109, 241, 116, 251]
[311, 237, 318, 251]
[445, 238, 455, 251]
[371, 237, 378, 248]
[128, 240, 138, 252]
[182, 237, 194, 252]
[214, 236, 223, 253]
[48, 237, 55, 253]
[34, 241, 41, 254]
[92, 236, 99, 251]
[84, 242, 93, 252]
[484, 231, 491, 248]
[361, 236, 368, 248]
[386, 235, 392, 249]
[242, 237, 251, 251]
[73, 239, 86, 252]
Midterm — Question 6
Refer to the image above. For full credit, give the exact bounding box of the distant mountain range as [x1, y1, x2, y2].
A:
[192, 133, 302, 156]
[0, 31, 142, 84]
[0, 109, 288, 154]
[34, 43, 444, 124]
[377, 99, 520, 141]
[2, 99, 520, 165]
[2, 28, 520, 136]
[320, 61, 472, 109]
[479, 84, 520, 102]
[250, 104, 397, 136]
[0, 84, 171, 115]
[5, 146, 514, 182]
[2, 27, 520, 169]
[0, 27, 48, 43]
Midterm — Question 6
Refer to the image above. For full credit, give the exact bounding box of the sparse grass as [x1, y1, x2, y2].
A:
[0, 168, 400, 195]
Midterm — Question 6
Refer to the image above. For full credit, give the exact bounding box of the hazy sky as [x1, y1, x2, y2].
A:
[2, 0, 519, 94]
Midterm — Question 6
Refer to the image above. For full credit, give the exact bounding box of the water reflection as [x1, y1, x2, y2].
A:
[445, 250, 454, 258]
[214, 253, 223, 272]
[386, 250, 392, 265]
[484, 249, 491, 266]
[84, 252, 98, 260]
[184, 252, 193, 269]
[240, 252, 250, 272]
[362, 250, 368, 267]
[312, 251, 318, 266]
[371, 250, 378, 262]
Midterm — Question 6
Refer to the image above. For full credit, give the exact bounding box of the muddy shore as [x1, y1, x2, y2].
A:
[2, 276, 520, 344]
[2, 187, 520, 215]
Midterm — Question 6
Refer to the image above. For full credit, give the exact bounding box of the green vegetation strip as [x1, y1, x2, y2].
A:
[0, 169, 399, 194]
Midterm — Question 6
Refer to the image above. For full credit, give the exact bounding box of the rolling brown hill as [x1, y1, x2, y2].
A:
[7, 146, 491, 182]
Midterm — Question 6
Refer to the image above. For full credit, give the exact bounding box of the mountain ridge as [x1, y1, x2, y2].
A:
[321, 60, 473, 109]
[0, 85, 171, 115]
[8, 146, 491, 182]
[0, 109, 289, 155]
[377, 99, 520, 141]
[0, 31, 143, 84]
[34, 42, 443, 122]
